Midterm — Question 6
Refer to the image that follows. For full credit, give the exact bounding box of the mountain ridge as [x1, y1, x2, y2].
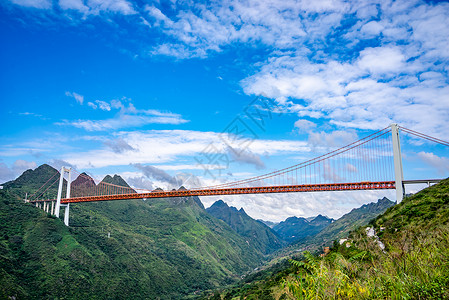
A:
[0, 165, 268, 299]
[272, 214, 334, 243]
[206, 200, 285, 254]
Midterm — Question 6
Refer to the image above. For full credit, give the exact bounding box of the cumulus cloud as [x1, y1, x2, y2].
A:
[62, 129, 308, 169]
[417, 151, 449, 175]
[294, 119, 317, 133]
[10, 1, 449, 139]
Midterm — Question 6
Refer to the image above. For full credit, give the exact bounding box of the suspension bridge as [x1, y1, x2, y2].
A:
[28, 124, 448, 226]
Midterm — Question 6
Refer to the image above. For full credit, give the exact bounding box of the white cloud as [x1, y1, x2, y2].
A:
[360, 21, 384, 37]
[417, 151, 449, 175]
[63, 129, 309, 169]
[357, 46, 405, 76]
[0, 160, 37, 183]
[86, 0, 136, 15]
[294, 119, 317, 133]
[201, 189, 396, 221]
[137, 0, 449, 137]
[59, 0, 89, 13]
[11, 0, 51, 9]
[308, 130, 358, 149]
[0, 163, 14, 183]
[95, 100, 111, 111]
[65, 91, 84, 105]
[56, 100, 189, 131]
[103, 138, 135, 153]
[12, 0, 135, 15]
[59, 114, 188, 131]
[228, 147, 265, 170]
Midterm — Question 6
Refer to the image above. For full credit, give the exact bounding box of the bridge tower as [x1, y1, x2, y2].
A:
[54, 166, 72, 226]
[391, 124, 405, 203]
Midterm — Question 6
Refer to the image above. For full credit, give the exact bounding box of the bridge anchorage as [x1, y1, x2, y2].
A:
[28, 124, 448, 226]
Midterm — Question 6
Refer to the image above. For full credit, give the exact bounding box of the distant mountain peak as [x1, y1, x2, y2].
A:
[210, 199, 228, 208]
[206, 200, 285, 254]
[100, 174, 131, 188]
[73, 173, 96, 187]
[273, 214, 333, 243]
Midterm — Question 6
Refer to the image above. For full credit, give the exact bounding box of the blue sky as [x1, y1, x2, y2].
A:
[1, 0, 448, 221]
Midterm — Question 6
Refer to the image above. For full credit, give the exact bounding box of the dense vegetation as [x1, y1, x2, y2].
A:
[206, 200, 285, 254]
[203, 179, 449, 299]
[3, 164, 433, 299]
[0, 166, 270, 299]
[2, 164, 62, 199]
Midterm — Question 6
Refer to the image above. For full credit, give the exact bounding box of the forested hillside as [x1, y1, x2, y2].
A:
[206, 200, 285, 254]
[288, 197, 395, 253]
[204, 179, 449, 299]
[0, 166, 269, 299]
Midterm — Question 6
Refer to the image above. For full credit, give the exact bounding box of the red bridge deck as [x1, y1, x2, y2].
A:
[31, 181, 396, 203]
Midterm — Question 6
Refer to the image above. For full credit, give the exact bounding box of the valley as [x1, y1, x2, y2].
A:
[1, 164, 438, 299]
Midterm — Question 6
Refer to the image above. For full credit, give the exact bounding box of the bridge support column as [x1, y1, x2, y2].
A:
[51, 201, 55, 215]
[54, 166, 72, 225]
[63, 170, 71, 226]
[391, 124, 405, 203]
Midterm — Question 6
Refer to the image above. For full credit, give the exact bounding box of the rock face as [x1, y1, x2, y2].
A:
[206, 200, 286, 254]
[272, 215, 334, 243]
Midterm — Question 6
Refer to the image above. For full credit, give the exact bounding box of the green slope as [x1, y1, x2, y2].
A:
[207, 179, 449, 299]
[206, 200, 285, 254]
[2, 164, 62, 199]
[294, 197, 395, 250]
[0, 165, 267, 299]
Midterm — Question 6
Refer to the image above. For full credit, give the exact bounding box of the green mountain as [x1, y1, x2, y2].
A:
[1, 164, 62, 199]
[292, 197, 395, 251]
[206, 200, 285, 254]
[0, 165, 268, 299]
[272, 214, 334, 243]
[207, 180, 449, 299]
[101, 174, 132, 188]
